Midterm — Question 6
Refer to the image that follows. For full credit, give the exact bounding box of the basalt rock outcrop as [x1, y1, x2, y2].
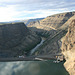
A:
[61, 20, 75, 75]
[0, 22, 41, 57]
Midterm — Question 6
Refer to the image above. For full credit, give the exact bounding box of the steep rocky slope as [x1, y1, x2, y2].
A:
[30, 12, 75, 56]
[33, 30, 67, 55]
[28, 11, 75, 30]
[0, 22, 41, 57]
[59, 15, 75, 30]
[61, 20, 75, 75]
[28, 11, 75, 38]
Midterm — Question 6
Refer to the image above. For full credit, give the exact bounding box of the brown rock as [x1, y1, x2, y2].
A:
[61, 20, 75, 75]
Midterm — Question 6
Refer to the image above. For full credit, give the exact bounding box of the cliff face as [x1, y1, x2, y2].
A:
[0, 22, 41, 57]
[28, 11, 75, 39]
[59, 15, 75, 30]
[31, 12, 75, 56]
[61, 20, 75, 75]
[28, 11, 75, 30]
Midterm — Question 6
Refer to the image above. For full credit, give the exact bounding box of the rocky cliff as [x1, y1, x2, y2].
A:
[28, 11, 75, 38]
[30, 11, 75, 56]
[0, 22, 41, 57]
[28, 11, 75, 30]
[61, 20, 75, 75]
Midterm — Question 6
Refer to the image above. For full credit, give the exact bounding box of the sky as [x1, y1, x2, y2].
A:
[0, 0, 75, 22]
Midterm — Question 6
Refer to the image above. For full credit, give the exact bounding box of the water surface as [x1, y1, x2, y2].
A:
[0, 60, 69, 75]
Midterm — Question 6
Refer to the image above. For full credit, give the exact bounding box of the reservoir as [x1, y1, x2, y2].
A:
[0, 37, 69, 75]
[0, 60, 69, 75]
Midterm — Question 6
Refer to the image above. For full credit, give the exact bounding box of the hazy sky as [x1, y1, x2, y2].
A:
[0, 0, 75, 22]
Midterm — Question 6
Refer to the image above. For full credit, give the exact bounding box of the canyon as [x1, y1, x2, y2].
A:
[27, 11, 75, 74]
[28, 11, 75, 56]
[0, 11, 75, 75]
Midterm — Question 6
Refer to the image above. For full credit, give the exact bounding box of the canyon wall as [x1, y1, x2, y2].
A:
[28, 11, 75, 30]
[61, 20, 75, 75]
[28, 11, 75, 38]
[30, 11, 75, 56]
[0, 22, 41, 57]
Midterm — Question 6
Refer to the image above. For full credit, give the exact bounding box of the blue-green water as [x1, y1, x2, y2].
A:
[0, 60, 69, 75]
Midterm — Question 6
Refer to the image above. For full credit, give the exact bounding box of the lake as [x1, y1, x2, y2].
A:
[0, 60, 69, 75]
[0, 37, 69, 75]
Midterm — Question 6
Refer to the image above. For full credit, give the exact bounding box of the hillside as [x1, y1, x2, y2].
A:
[61, 20, 75, 75]
[28, 11, 75, 56]
[28, 11, 75, 38]
[28, 11, 75, 30]
[22, 18, 44, 25]
[59, 15, 75, 30]
[0, 22, 41, 57]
